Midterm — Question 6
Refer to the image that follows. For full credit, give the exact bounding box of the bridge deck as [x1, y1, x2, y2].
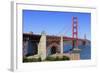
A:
[23, 33, 90, 42]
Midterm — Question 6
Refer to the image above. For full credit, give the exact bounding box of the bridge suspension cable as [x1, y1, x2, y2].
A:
[57, 23, 71, 36]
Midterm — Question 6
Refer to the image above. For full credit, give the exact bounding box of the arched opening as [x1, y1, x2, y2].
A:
[47, 43, 60, 56]
[26, 40, 38, 56]
[51, 46, 57, 54]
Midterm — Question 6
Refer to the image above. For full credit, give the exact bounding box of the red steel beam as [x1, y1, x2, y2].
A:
[72, 16, 78, 48]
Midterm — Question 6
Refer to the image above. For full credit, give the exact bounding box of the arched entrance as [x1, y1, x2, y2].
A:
[25, 40, 38, 56]
[47, 43, 60, 55]
[51, 46, 57, 54]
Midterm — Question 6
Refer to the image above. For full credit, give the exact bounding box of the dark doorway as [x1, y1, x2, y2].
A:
[26, 40, 38, 56]
[51, 46, 57, 54]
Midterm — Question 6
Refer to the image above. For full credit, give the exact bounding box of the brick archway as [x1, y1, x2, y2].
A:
[47, 43, 60, 55]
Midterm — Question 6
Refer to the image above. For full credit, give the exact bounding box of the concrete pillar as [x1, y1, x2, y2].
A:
[70, 48, 81, 60]
[60, 35, 63, 54]
[38, 31, 46, 60]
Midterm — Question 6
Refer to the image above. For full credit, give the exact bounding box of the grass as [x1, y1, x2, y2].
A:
[46, 55, 70, 61]
[23, 55, 70, 62]
[23, 57, 41, 62]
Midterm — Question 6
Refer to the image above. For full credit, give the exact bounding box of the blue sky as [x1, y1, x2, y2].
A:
[23, 10, 91, 40]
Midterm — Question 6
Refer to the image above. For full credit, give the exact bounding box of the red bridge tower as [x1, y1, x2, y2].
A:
[72, 16, 78, 48]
